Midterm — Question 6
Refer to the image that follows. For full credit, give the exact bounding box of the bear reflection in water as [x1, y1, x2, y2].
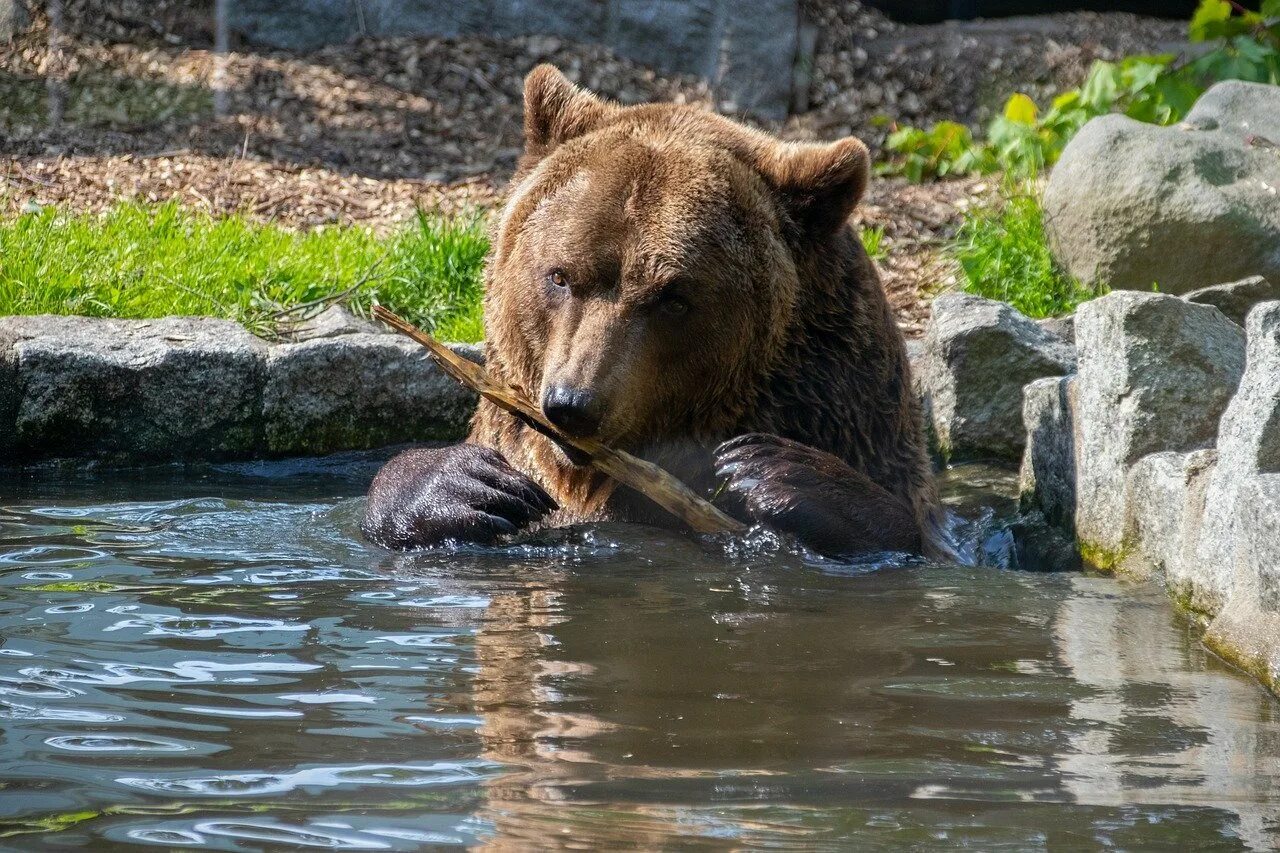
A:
[374, 525, 1280, 849]
[363, 64, 943, 560]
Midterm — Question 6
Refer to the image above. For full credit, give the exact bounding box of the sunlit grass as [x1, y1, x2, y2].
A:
[953, 189, 1098, 318]
[0, 202, 490, 341]
[860, 225, 887, 261]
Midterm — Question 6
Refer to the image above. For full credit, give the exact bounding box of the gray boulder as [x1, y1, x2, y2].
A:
[262, 334, 477, 455]
[1073, 292, 1246, 566]
[1184, 275, 1280, 328]
[1118, 449, 1217, 591]
[1036, 315, 1075, 345]
[1192, 301, 1280, 611]
[0, 315, 266, 462]
[920, 293, 1075, 462]
[1202, 474, 1280, 694]
[1044, 81, 1280, 295]
[1018, 375, 1077, 534]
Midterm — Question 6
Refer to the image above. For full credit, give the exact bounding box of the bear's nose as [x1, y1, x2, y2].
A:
[541, 386, 603, 438]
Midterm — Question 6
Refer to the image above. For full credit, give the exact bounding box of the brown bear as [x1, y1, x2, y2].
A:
[362, 65, 940, 558]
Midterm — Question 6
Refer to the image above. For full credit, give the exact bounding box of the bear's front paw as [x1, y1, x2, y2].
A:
[362, 444, 557, 549]
[713, 433, 920, 557]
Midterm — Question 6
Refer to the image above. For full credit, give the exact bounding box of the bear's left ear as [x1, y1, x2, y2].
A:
[757, 138, 870, 237]
[523, 64, 618, 162]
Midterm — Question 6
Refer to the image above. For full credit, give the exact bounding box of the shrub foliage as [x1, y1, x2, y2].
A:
[881, 0, 1280, 181]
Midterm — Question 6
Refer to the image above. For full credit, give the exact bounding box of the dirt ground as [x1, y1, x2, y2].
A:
[0, 2, 1185, 334]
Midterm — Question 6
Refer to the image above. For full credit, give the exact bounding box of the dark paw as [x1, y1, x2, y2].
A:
[713, 433, 920, 557]
[362, 444, 557, 549]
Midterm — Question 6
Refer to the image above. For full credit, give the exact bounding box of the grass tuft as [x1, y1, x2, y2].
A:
[0, 202, 490, 341]
[860, 225, 887, 261]
[953, 190, 1097, 319]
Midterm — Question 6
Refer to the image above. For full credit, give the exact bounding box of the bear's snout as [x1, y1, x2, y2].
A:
[541, 385, 604, 439]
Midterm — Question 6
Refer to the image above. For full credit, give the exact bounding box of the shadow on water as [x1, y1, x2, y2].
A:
[0, 455, 1278, 849]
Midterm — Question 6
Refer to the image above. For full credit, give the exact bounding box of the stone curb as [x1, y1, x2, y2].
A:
[0, 315, 478, 465]
[1017, 297, 1280, 695]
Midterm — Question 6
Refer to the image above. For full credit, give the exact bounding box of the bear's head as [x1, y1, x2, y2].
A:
[483, 65, 871, 456]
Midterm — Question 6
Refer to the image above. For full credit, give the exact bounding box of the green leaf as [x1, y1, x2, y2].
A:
[1263, 0, 1280, 16]
[1049, 90, 1081, 112]
[1190, 0, 1234, 41]
[1079, 61, 1121, 110]
[1003, 93, 1038, 125]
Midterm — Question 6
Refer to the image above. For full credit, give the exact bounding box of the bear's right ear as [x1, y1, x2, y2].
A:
[756, 137, 871, 238]
[523, 64, 617, 161]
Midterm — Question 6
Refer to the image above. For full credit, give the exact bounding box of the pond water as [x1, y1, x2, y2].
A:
[2, 456, 1279, 850]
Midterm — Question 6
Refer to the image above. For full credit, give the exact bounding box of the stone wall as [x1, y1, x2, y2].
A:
[913, 278, 1280, 695]
[1016, 294, 1280, 694]
[230, 0, 800, 119]
[0, 313, 478, 464]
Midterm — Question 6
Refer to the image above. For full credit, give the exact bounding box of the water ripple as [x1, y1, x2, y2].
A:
[0, 677, 82, 698]
[124, 828, 206, 846]
[16, 659, 320, 687]
[45, 603, 93, 614]
[279, 692, 376, 705]
[246, 568, 379, 585]
[0, 546, 110, 567]
[46, 734, 190, 752]
[192, 821, 389, 850]
[117, 760, 498, 796]
[368, 634, 462, 648]
[103, 611, 307, 639]
[0, 700, 123, 722]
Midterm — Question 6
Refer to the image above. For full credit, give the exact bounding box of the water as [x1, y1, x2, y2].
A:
[2, 456, 1279, 850]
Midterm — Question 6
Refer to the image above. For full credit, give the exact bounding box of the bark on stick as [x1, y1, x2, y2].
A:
[372, 305, 745, 535]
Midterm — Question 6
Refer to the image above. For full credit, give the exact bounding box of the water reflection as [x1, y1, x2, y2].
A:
[1054, 574, 1280, 849]
[0, 461, 1277, 849]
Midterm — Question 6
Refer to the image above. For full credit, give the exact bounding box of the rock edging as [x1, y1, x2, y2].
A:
[0, 314, 478, 465]
[1018, 295, 1280, 693]
[917, 293, 1075, 463]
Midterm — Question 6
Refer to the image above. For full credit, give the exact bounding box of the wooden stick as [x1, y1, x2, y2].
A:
[372, 305, 746, 535]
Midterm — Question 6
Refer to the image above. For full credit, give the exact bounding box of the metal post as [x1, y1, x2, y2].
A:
[213, 0, 229, 117]
[46, 0, 64, 129]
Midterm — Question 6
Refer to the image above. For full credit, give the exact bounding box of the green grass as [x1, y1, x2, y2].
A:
[952, 191, 1097, 318]
[860, 225, 887, 261]
[0, 202, 490, 341]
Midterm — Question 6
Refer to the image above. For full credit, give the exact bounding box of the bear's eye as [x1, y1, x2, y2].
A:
[657, 294, 690, 316]
[546, 269, 568, 290]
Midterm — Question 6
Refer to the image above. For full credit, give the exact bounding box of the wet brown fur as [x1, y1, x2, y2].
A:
[465, 65, 937, 534]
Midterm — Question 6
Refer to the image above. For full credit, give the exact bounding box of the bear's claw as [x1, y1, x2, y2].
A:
[713, 433, 921, 558]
